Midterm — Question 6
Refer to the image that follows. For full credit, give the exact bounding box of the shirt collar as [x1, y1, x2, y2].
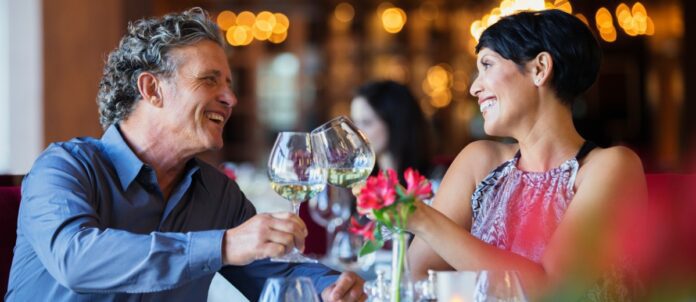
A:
[101, 124, 204, 191]
[101, 124, 146, 190]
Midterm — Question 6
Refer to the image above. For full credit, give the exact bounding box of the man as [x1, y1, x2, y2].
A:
[5, 7, 365, 301]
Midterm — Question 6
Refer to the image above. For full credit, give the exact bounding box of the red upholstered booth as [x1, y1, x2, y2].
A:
[0, 186, 20, 295]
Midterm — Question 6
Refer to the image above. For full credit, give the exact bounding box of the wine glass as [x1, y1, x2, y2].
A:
[268, 131, 327, 263]
[311, 116, 376, 267]
[259, 277, 320, 302]
[473, 270, 527, 302]
[308, 187, 352, 235]
[311, 116, 375, 189]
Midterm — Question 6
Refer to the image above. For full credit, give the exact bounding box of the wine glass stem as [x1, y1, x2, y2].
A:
[291, 200, 302, 215]
[290, 200, 304, 255]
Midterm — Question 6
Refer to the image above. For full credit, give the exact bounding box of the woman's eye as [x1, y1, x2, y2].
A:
[482, 62, 491, 69]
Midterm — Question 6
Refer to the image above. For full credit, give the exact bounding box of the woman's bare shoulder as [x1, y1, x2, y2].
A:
[450, 140, 518, 182]
[581, 145, 643, 174]
[576, 145, 645, 194]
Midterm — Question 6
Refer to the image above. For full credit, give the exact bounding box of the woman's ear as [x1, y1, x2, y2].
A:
[136, 71, 163, 107]
[531, 52, 553, 87]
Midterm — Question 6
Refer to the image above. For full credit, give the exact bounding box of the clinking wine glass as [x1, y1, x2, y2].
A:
[311, 116, 376, 268]
[311, 116, 376, 189]
[268, 131, 327, 263]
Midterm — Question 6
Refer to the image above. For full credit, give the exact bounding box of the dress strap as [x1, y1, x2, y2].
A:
[574, 141, 597, 161]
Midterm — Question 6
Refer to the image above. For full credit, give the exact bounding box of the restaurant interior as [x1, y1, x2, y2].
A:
[1, 0, 694, 300]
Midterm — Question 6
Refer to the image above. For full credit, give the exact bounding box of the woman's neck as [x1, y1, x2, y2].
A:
[514, 101, 584, 172]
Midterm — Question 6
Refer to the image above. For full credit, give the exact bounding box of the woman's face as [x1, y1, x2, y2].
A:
[469, 48, 537, 137]
[351, 96, 389, 156]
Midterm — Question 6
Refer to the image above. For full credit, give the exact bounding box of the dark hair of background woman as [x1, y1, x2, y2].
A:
[355, 80, 434, 182]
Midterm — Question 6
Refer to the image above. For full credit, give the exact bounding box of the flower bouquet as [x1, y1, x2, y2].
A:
[350, 168, 432, 301]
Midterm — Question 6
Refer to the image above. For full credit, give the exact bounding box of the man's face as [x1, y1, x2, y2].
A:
[158, 40, 236, 153]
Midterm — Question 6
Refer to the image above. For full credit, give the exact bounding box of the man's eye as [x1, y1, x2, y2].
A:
[203, 77, 217, 84]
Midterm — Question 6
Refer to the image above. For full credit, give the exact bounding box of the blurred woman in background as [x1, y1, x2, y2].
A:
[350, 80, 436, 183]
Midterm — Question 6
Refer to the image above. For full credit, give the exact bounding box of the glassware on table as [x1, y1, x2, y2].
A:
[259, 276, 320, 302]
[414, 270, 438, 302]
[311, 116, 375, 190]
[308, 187, 352, 235]
[268, 131, 327, 263]
[311, 116, 376, 267]
[473, 270, 527, 302]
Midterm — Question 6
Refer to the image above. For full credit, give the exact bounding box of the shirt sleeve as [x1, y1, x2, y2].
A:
[18, 145, 224, 293]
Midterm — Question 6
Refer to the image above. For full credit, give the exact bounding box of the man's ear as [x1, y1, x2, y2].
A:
[136, 71, 163, 107]
[531, 52, 553, 87]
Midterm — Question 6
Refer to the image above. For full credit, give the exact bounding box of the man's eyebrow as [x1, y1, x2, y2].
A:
[199, 69, 231, 83]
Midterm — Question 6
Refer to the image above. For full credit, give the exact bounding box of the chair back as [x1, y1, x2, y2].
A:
[0, 186, 20, 295]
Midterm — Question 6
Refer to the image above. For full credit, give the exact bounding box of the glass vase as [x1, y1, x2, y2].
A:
[390, 230, 414, 302]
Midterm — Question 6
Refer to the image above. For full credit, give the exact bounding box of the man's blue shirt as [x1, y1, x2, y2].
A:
[5, 125, 338, 301]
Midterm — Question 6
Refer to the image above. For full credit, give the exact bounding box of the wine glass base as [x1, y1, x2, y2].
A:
[270, 253, 319, 263]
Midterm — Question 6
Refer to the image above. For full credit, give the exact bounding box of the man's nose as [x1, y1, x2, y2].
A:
[219, 88, 237, 107]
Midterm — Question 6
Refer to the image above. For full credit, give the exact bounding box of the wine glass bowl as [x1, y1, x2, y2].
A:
[259, 277, 320, 302]
[311, 116, 375, 189]
[268, 132, 327, 263]
[310, 116, 376, 269]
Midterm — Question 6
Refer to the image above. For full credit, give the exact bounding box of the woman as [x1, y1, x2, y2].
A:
[406, 10, 646, 300]
[350, 80, 435, 183]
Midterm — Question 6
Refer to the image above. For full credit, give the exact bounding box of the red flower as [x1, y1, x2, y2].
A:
[404, 168, 432, 200]
[357, 169, 399, 214]
[350, 217, 376, 241]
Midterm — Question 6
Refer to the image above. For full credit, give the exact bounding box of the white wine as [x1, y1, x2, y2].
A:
[270, 181, 326, 202]
[327, 167, 372, 188]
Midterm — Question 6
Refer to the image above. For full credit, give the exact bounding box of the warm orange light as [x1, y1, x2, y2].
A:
[632, 2, 647, 18]
[429, 90, 452, 108]
[334, 2, 355, 23]
[595, 7, 613, 29]
[226, 25, 254, 46]
[470, 20, 483, 41]
[599, 27, 617, 42]
[381, 7, 407, 34]
[554, 0, 572, 14]
[236, 11, 256, 27]
[268, 30, 288, 44]
[252, 26, 272, 41]
[256, 11, 277, 30]
[217, 10, 236, 31]
[645, 16, 655, 35]
[273, 13, 290, 34]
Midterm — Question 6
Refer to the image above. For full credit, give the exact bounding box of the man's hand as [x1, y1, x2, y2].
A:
[221, 212, 307, 266]
[321, 271, 366, 302]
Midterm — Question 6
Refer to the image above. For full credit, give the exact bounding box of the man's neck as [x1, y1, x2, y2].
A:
[118, 119, 191, 200]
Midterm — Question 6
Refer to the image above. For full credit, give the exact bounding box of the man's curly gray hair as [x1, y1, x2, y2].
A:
[97, 7, 224, 129]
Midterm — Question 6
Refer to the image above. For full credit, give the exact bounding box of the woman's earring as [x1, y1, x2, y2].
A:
[534, 78, 541, 86]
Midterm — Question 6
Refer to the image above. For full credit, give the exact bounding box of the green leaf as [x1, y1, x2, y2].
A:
[359, 239, 384, 257]
[399, 203, 414, 226]
[374, 225, 383, 241]
[396, 185, 406, 198]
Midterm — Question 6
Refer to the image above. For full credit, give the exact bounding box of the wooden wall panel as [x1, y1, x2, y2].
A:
[43, 0, 124, 145]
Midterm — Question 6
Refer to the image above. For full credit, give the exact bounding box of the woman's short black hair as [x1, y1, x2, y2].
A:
[355, 80, 433, 179]
[476, 9, 602, 105]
